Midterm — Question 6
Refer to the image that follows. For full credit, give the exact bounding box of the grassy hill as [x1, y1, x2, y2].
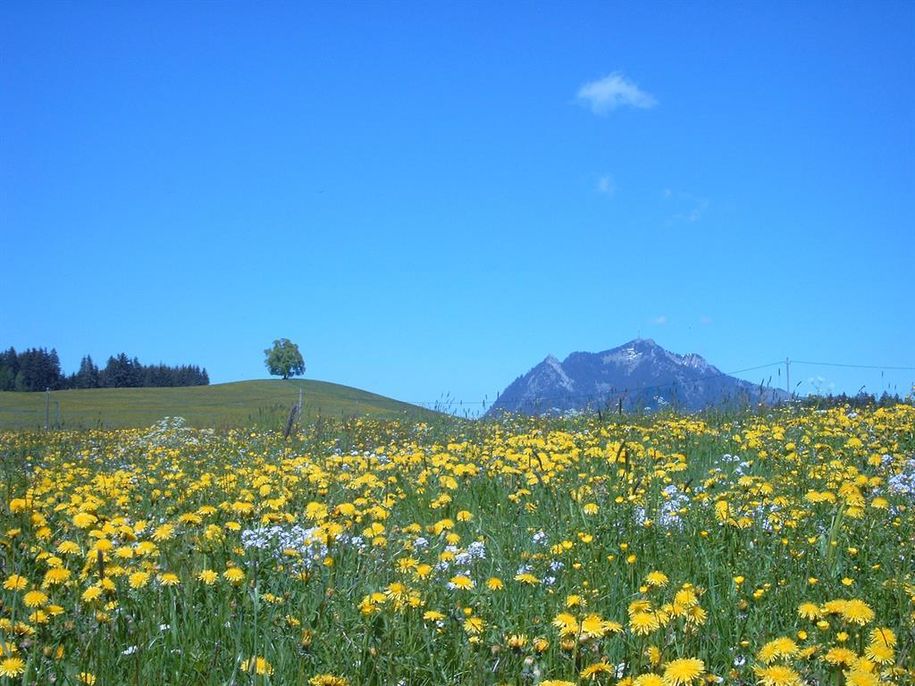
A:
[0, 379, 436, 430]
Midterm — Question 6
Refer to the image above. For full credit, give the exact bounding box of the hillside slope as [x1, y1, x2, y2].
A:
[0, 379, 434, 430]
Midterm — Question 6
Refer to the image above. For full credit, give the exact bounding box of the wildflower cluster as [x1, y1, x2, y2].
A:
[0, 404, 912, 683]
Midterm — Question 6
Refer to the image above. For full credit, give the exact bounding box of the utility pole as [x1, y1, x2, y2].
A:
[785, 358, 790, 397]
[45, 388, 50, 431]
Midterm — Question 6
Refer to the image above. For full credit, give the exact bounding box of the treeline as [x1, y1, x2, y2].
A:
[798, 391, 906, 409]
[0, 348, 209, 392]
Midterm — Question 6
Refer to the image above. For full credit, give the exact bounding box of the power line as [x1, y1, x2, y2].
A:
[724, 362, 784, 375]
[792, 360, 915, 371]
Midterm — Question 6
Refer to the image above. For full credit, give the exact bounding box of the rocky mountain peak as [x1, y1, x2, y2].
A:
[488, 340, 785, 416]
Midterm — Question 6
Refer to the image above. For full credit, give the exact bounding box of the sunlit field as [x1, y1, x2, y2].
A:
[1, 405, 913, 685]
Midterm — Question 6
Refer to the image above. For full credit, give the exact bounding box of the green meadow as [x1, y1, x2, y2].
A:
[0, 380, 434, 431]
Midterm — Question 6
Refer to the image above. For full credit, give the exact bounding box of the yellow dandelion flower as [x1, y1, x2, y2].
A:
[565, 594, 584, 608]
[3, 575, 27, 591]
[223, 567, 245, 585]
[630, 611, 660, 636]
[8, 499, 29, 514]
[449, 575, 474, 590]
[81, 585, 103, 602]
[395, 556, 417, 572]
[685, 604, 707, 626]
[128, 571, 150, 589]
[797, 602, 821, 620]
[844, 670, 880, 686]
[23, 590, 48, 608]
[158, 572, 180, 586]
[580, 613, 609, 639]
[662, 658, 705, 685]
[757, 637, 799, 664]
[634, 675, 665, 686]
[0, 658, 26, 678]
[245, 656, 274, 676]
[864, 642, 894, 665]
[152, 524, 174, 541]
[645, 571, 669, 588]
[308, 676, 349, 686]
[581, 662, 615, 680]
[840, 599, 875, 625]
[463, 616, 485, 634]
[72, 512, 97, 529]
[673, 587, 698, 612]
[868, 627, 896, 648]
[629, 599, 652, 616]
[823, 647, 857, 667]
[486, 577, 504, 591]
[135, 541, 158, 557]
[506, 634, 528, 649]
[822, 599, 847, 615]
[197, 569, 218, 585]
[552, 612, 579, 637]
[753, 664, 803, 686]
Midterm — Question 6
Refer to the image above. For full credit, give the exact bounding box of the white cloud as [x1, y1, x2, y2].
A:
[653, 315, 668, 325]
[699, 315, 713, 325]
[664, 189, 709, 224]
[806, 376, 836, 394]
[577, 72, 657, 114]
[597, 175, 616, 196]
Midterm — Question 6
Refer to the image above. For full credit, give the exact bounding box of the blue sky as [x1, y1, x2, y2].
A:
[2, 1, 913, 408]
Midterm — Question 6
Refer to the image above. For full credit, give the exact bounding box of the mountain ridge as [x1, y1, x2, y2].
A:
[487, 339, 786, 416]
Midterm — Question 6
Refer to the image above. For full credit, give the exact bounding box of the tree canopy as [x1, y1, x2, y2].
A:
[264, 339, 305, 380]
[0, 347, 208, 391]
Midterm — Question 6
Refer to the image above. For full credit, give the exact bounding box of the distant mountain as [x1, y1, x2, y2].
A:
[487, 339, 786, 416]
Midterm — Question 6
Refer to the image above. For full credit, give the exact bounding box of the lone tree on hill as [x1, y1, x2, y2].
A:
[264, 339, 306, 380]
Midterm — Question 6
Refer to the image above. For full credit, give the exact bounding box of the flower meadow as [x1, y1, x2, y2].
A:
[1, 406, 914, 685]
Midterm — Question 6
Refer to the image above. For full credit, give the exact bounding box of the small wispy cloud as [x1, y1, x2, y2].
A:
[653, 315, 668, 325]
[596, 175, 616, 197]
[577, 72, 657, 114]
[806, 376, 836, 393]
[699, 315, 713, 326]
[664, 189, 709, 224]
